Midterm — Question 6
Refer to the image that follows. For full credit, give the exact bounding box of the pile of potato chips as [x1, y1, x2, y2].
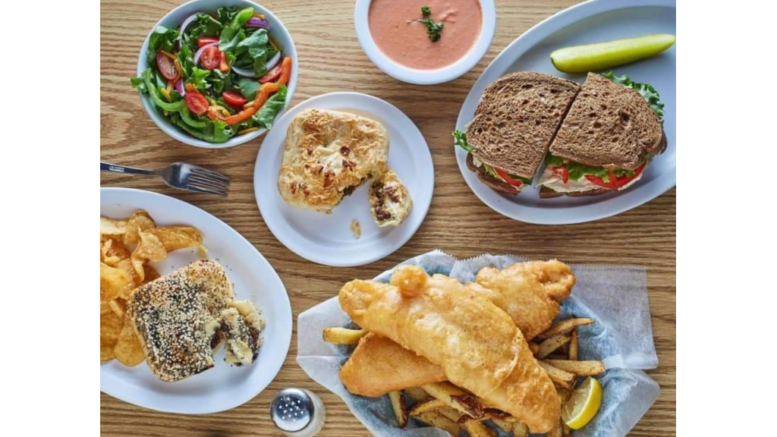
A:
[100, 210, 206, 366]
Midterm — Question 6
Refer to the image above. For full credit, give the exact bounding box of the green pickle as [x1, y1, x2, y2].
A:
[550, 34, 676, 73]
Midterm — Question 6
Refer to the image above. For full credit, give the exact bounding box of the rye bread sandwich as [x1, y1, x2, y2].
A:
[537, 72, 666, 197]
[455, 72, 580, 194]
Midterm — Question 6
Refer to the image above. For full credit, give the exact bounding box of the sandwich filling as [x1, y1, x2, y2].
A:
[538, 153, 651, 194]
[455, 131, 533, 189]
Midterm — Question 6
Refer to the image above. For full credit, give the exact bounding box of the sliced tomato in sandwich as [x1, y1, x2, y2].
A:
[551, 166, 569, 184]
[495, 168, 525, 188]
[585, 163, 646, 189]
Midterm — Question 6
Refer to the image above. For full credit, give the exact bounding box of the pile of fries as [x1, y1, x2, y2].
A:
[324, 317, 604, 436]
[100, 210, 205, 365]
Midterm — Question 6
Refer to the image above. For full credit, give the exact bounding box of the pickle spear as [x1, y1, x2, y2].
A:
[550, 34, 676, 73]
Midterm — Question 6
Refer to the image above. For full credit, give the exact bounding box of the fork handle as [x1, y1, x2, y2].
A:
[101, 162, 159, 176]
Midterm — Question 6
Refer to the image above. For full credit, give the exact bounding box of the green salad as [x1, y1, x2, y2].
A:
[132, 7, 293, 143]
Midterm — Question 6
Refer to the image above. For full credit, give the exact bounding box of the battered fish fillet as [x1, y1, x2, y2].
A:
[473, 260, 575, 340]
[339, 261, 575, 397]
[339, 266, 560, 433]
[340, 333, 446, 397]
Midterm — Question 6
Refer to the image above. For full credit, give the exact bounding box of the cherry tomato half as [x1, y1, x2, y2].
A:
[185, 92, 209, 115]
[200, 46, 222, 70]
[259, 63, 283, 83]
[197, 37, 219, 47]
[222, 91, 248, 107]
[156, 51, 178, 81]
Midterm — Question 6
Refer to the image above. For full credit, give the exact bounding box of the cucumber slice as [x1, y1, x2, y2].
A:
[550, 34, 676, 73]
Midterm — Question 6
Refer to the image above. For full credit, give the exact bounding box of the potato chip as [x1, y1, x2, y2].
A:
[100, 299, 113, 315]
[101, 338, 117, 362]
[143, 265, 161, 284]
[123, 210, 156, 245]
[145, 227, 203, 252]
[109, 298, 127, 318]
[131, 231, 167, 280]
[114, 315, 146, 367]
[100, 217, 128, 236]
[100, 237, 130, 266]
[100, 262, 132, 301]
[100, 311, 124, 362]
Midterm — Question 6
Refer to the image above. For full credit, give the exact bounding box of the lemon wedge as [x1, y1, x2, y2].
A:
[562, 377, 603, 430]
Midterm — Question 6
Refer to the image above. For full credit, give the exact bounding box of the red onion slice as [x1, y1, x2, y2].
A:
[231, 65, 256, 78]
[194, 41, 218, 66]
[175, 79, 185, 96]
[246, 16, 270, 29]
[177, 13, 199, 50]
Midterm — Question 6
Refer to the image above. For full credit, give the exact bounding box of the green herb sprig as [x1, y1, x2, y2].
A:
[415, 6, 444, 42]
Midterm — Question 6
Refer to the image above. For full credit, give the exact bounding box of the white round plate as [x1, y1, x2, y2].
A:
[456, 0, 676, 225]
[100, 188, 292, 414]
[255, 92, 434, 267]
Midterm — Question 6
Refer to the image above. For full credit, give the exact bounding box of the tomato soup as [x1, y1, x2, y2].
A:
[368, 0, 482, 70]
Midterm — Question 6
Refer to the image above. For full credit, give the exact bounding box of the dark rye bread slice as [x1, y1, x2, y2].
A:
[539, 186, 610, 198]
[466, 153, 520, 195]
[549, 73, 664, 170]
[466, 72, 580, 179]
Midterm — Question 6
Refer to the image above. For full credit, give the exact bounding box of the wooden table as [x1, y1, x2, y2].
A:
[100, 0, 676, 435]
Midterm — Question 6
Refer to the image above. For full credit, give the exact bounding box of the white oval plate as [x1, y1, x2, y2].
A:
[255, 92, 434, 267]
[100, 188, 292, 414]
[455, 0, 676, 225]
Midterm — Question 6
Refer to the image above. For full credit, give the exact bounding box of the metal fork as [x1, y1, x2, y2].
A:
[101, 162, 230, 196]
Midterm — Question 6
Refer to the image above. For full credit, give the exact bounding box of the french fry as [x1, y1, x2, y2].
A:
[461, 420, 497, 437]
[408, 399, 446, 416]
[528, 341, 540, 355]
[538, 361, 576, 389]
[537, 318, 595, 340]
[513, 423, 530, 437]
[421, 382, 484, 419]
[544, 359, 605, 376]
[537, 334, 571, 359]
[404, 387, 432, 403]
[389, 391, 408, 428]
[491, 417, 513, 433]
[436, 407, 462, 423]
[413, 411, 461, 436]
[569, 328, 579, 361]
[322, 327, 367, 345]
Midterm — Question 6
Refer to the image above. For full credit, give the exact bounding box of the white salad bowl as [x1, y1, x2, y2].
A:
[136, 0, 299, 149]
[354, 0, 496, 85]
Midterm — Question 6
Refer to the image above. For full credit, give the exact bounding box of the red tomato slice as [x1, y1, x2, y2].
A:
[495, 168, 524, 188]
[200, 46, 222, 70]
[259, 63, 283, 83]
[222, 91, 247, 107]
[585, 163, 646, 189]
[185, 92, 209, 115]
[156, 51, 178, 80]
[197, 37, 219, 47]
[551, 166, 569, 184]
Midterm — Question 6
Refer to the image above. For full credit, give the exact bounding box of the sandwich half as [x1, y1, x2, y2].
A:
[455, 72, 580, 194]
[538, 72, 666, 197]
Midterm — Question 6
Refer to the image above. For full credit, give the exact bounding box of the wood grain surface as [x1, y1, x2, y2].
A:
[100, 0, 676, 435]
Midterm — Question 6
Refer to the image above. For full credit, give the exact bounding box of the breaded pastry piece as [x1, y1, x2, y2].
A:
[128, 259, 232, 382]
[340, 333, 446, 396]
[369, 169, 413, 227]
[339, 266, 560, 433]
[278, 109, 389, 213]
[473, 260, 575, 340]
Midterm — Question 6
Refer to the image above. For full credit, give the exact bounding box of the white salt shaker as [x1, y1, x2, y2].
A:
[270, 388, 326, 437]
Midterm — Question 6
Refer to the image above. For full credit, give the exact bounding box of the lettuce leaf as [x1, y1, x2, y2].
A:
[603, 71, 664, 120]
[146, 26, 179, 66]
[253, 85, 288, 129]
[453, 130, 473, 152]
